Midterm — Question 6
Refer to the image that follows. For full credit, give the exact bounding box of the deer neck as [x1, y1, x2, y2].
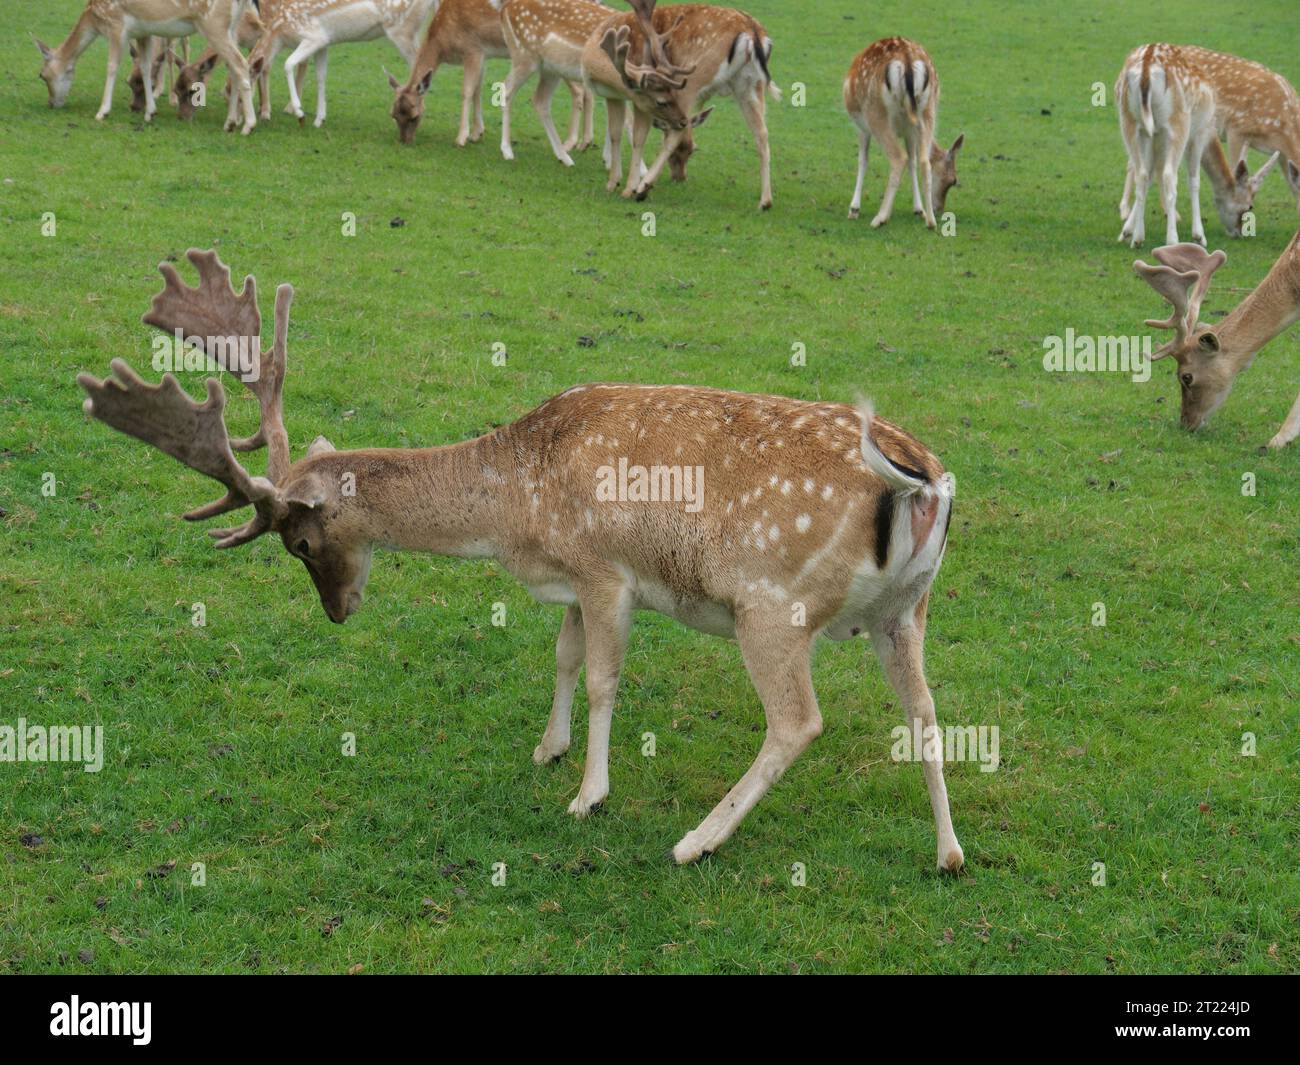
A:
[56, 9, 100, 68]
[1200, 138, 1237, 194]
[333, 438, 508, 558]
[1217, 233, 1300, 370]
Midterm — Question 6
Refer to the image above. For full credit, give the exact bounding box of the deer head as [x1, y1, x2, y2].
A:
[77, 250, 373, 623]
[600, 1, 693, 130]
[175, 53, 221, 120]
[387, 66, 433, 144]
[35, 37, 74, 108]
[1134, 242, 1237, 430]
[929, 133, 965, 217]
[1211, 151, 1280, 238]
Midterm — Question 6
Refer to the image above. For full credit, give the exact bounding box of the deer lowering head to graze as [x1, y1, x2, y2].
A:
[127, 36, 178, 112]
[78, 249, 967, 871]
[1116, 44, 1280, 248]
[174, 2, 268, 122]
[582, 1, 780, 209]
[843, 37, 963, 229]
[1133, 230, 1300, 446]
[497, 0, 609, 165]
[36, 0, 257, 133]
[244, 0, 437, 128]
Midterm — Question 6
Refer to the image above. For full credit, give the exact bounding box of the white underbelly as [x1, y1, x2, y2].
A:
[315, 7, 387, 43]
[126, 17, 200, 37]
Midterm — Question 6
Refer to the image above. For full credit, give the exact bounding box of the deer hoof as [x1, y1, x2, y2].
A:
[938, 843, 965, 873]
[531, 741, 568, 765]
[567, 791, 606, 817]
[672, 832, 715, 865]
[848, 207, 860, 220]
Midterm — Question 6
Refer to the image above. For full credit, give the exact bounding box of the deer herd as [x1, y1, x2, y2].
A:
[47, 2, 1298, 869]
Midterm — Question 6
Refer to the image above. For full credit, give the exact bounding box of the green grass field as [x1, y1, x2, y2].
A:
[1, 0, 1297, 974]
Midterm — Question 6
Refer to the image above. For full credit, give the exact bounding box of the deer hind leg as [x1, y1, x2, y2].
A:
[532, 72, 574, 166]
[140, 35, 159, 121]
[1122, 134, 1153, 246]
[311, 48, 328, 127]
[916, 127, 936, 228]
[566, 583, 631, 816]
[455, 52, 484, 146]
[499, 53, 538, 160]
[870, 128, 909, 228]
[1120, 160, 1135, 219]
[534, 605, 585, 764]
[1159, 124, 1189, 246]
[871, 604, 964, 873]
[736, 82, 772, 211]
[1267, 390, 1300, 449]
[471, 56, 488, 141]
[848, 125, 870, 219]
[673, 618, 819, 865]
[208, 19, 255, 133]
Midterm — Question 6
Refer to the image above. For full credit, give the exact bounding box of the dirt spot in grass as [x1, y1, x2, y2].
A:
[19, 833, 43, 849]
[145, 860, 176, 879]
[322, 916, 343, 938]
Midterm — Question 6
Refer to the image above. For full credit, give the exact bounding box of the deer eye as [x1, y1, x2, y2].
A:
[1180, 372, 1194, 387]
[296, 539, 311, 558]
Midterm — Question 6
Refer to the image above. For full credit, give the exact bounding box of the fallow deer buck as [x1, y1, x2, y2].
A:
[1116, 44, 1279, 248]
[582, 1, 780, 209]
[389, 0, 587, 148]
[245, 0, 438, 128]
[36, 0, 257, 133]
[77, 249, 967, 871]
[843, 38, 963, 230]
[497, 0, 608, 165]
[1133, 231, 1300, 447]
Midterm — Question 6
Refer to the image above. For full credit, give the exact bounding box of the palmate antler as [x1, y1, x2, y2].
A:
[603, 0, 693, 93]
[78, 249, 295, 548]
[1133, 243, 1227, 359]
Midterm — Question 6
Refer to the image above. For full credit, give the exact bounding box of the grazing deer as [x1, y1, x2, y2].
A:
[174, 2, 269, 121]
[244, 0, 438, 128]
[388, 0, 585, 148]
[1133, 230, 1300, 446]
[843, 38, 963, 230]
[35, 0, 257, 133]
[1116, 44, 1279, 248]
[582, 1, 780, 209]
[77, 249, 967, 871]
[127, 36, 179, 112]
[497, 0, 608, 165]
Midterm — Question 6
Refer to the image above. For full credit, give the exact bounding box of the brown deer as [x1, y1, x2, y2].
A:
[581, 1, 780, 209]
[387, 0, 586, 148]
[843, 37, 963, 229]
[1116, 44, 1279, 248]
[174, 3, 268, 121]
[77, 249, 966, 871]
[35, 0, 257, 133]
[1133, 230, 1300, 446]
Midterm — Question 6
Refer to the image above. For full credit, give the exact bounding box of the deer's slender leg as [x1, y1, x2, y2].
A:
[633, 125, 685, 199]
[471, 56, 487, 141]
[208, 18, 255, 133]
[567, 583, 631, 816]
[140, 35, 158, 121]
[621, 108, 653, 198]
[97, 29, 127, 120]
[311, 47, 328, 127]
[871, 605, 964, 873]
[499, 53, 539, 160]
[871, 128, 908, 227]
[603, 98, 626, 191]
[737, 83, 773, 211]
[561, 81, 582, 152]
[917, 128, 936, 227]
[456, 51, 483, 146]
[532, 72, 573, 165]
[534, 605, 584, 764]
[672, 617, 819, 864]
[1123, 134, 1153, 246]
[1160, 124, 1190, 245]
[1186, 131, 1211, 245]
[1120, 160, 1135, 219]
[848, 126, 870, 219]
[282, 36, 325, 121]
[1267, 390, 1300, 449]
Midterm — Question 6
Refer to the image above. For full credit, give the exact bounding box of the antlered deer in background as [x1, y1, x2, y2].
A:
[843, 37, 963, 229]
[1116, 44, 1279, 248]
[77, 249, 967, 871]
[388, 0, 587, 147]
[582, 1, 780, 209]
[244, 0, 438, 128]
[497, 0, 607, 165]
[35, 0, 258, 133]
[1133, 230, 1300, 447]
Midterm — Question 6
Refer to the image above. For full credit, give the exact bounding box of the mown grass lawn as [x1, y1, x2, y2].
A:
[1, 0, 1297, 974]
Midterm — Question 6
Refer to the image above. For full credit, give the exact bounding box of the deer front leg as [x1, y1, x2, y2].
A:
[456, 52, 484, 146]
[567, 584, 631, 816]
[534, 605, 584, 763]
[499, 54, 538, 160]
[632, 126, 685, 200]
[871, 134, 908, 227]
[871, 617, 964, 873]
[603, 98, 626, 191]
[282, 37, 325, 123]
[673, 619, 820, 864]
[311, 48, 329, 127]
[1267, 390, 1300, 449]
[97, 30, 127, 120]
[562, 81, 583, 152]
[140, 36, 158, 121]
[848, 127, 870, 219]
[209, 23, 255, 133]
[621, 109, 652, 198]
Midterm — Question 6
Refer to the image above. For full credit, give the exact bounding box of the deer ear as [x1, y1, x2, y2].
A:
[196, 53, 220, 78]
[1234, 158, 1250, 182]
[384, 66, 401, 92]
[283, 472, 331, 510]
[949, 133, 965, 156]
[417, 70, 433, 95]
[306, 435, 336, 458]
[1197, 331, 1221, 354]
[35, 37, 55, 62]
[690, 106, 714, 128]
